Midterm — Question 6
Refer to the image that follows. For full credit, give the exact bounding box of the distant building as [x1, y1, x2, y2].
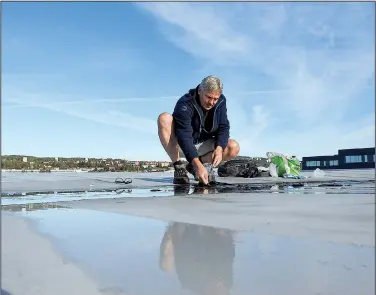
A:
[23, 157, 27, 163]
[302, 147, 375, 170]
[55, 157, 59, 162]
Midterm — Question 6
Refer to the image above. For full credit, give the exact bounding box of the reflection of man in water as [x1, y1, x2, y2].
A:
[173, 184, 218, 197]
[159, 222, 235, 295]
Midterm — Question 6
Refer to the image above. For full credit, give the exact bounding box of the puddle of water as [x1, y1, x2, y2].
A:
[10, 207, 375, 295]
[173, 182, 374, 196]
[0, 187, 178, 205]
[2, 202, 68, 212]
[2, 179, 374, 206]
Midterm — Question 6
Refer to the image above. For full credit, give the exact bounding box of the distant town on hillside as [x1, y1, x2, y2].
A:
[1, 155, 175, 173]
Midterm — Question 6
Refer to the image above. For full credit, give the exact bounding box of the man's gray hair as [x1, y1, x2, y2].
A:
[200, 75, 223, 93]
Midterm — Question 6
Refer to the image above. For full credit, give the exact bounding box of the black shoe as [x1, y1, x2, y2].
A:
[186, 162, 199, 181]
[173, 161, 190, 185]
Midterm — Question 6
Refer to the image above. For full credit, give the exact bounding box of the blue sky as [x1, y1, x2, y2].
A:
[2, 2, 375, 161]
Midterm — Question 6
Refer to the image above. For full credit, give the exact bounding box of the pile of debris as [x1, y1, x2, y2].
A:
[217, 152, 306, 179]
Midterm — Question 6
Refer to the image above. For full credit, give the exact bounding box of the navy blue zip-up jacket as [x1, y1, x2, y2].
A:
[172, 85, 230, 163]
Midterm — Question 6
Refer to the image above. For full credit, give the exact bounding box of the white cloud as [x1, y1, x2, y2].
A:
[4, 90, 158, 134]
[137, 3, 373, 102]
[232, 105, 273, 157]
[266, 117, 375, 159]
[4, 95, 179, 108]
[136, 2, 251, 65]
[137, 2, 374, 157]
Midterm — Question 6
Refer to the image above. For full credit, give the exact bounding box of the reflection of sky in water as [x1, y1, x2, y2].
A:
[3, 183, 374, 207]
[16, 208, 375, 295]
[1, 188, 176, 205]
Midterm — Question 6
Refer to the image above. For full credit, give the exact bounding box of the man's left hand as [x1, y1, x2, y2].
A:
[212, 146, 223, 167]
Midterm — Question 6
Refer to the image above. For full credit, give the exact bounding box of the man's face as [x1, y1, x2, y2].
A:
[199, 89, 221, 110]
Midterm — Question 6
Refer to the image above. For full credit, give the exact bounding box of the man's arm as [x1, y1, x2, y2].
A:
[172, 102, 199, 164]
[215, 99, 230, 150]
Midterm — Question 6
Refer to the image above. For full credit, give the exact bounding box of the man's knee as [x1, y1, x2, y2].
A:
[158, 112, 173, 128]
[227, 139, 240, 157]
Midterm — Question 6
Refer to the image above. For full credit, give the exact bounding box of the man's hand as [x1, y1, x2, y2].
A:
[196, 163, 209, 185]
[212, 146, 223, 167]
[192, 158, 209, 185]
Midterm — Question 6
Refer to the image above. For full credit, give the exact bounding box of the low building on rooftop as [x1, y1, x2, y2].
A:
[302, 147, 375, 170]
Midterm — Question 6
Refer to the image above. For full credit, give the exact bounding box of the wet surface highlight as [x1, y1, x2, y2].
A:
[2, 179, 374, 206]
[5, 206, 375, 295]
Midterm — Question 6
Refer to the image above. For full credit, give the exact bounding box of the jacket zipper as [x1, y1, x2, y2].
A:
[192, 98, 224, 134]
[211, 99, 224, 133]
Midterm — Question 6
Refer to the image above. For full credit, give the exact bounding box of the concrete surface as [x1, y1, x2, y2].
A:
[1, 170, 375, 295]
[2, 213, 104, 295]
[57, 191, 375, 247]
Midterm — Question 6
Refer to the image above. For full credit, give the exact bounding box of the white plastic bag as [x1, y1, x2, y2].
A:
[269, 163, 278, 178]
[313, 168, 325, 178]
[266, 152, 301, 177]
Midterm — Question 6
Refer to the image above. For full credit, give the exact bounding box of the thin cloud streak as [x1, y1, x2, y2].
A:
[5, 92, 157, 134]
[3, 89, 289, 109]
[4, 95, 179, 109]
[3, 87, 289, 149]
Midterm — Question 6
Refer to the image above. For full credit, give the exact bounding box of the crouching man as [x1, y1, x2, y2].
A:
[157, 75, 240, 185]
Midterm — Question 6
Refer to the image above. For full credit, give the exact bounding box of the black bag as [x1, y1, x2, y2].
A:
[217, 158, 262, 178]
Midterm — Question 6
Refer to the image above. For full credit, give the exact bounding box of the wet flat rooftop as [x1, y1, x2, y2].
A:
[1, 169, 375, 295]
[2, 169, 375, 195]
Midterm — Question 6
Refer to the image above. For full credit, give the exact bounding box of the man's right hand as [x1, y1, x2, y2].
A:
[196, 164, 209, 185]
[192, 158, 209, 185]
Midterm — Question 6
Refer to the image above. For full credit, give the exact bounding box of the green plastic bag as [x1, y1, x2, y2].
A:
[266, 152, 301, 177]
